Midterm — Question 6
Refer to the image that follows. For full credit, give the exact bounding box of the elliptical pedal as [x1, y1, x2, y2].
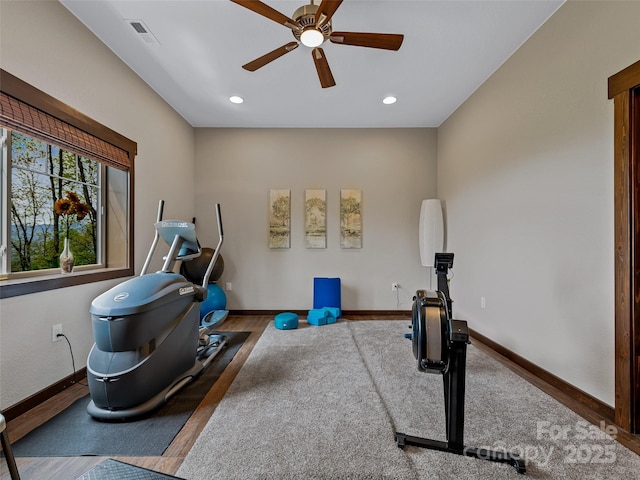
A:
[197, 334, 229, 367]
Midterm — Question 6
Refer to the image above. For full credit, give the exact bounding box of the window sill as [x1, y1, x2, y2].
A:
[0, 267, 134, 299]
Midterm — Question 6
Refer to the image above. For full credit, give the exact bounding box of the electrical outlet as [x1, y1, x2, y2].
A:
[226, 282, 232, 291]
[52, 323, 63, 342]
[392, 282, 399, 291]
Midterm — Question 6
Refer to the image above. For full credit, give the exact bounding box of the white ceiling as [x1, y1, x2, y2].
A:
[60, 0, 563, 128]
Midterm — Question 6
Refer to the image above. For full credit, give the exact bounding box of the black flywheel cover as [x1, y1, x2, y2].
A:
[411, 290, 449, 374]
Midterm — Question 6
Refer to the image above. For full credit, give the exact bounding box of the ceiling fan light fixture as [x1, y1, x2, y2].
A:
[383, 96, 397, 105]
[300, 28, 324, 47]
[230, 0, 403, 89]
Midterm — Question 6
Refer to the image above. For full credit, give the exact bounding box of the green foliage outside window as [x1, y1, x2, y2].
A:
[9, 131, 99, 272]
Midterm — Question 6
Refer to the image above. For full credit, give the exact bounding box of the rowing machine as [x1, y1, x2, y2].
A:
[395, 253, 526, 474]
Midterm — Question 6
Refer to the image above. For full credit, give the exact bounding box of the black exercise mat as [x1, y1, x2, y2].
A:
[13, 331, 249, 457]
[76, 459, 184, 480]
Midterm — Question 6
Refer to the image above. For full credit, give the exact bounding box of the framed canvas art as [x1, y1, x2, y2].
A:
[269, 189, 291, 248]
[340, 189, 362, 249]
[305, 189, 327, 248]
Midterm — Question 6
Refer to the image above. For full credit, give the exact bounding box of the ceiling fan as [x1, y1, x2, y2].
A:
[230, 0, 404, 88]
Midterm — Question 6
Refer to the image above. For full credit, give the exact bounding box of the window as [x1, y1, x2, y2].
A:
[0, 69, 136, 298]
[4, 131, 100, 273]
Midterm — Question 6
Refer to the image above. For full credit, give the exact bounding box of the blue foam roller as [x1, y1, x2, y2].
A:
[275, 312, 299, 330]
[321, 307, 341, 322]
[313, 277, 341, 310]
[307, 309, 328, 326]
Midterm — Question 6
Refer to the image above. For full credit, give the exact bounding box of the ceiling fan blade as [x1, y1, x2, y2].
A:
[242, 42, 299, 71]
[230, 0, 300, 30]
[330, 32, 404, 51]
[315, 0, 344, 26]
[312, 47, 336, 89]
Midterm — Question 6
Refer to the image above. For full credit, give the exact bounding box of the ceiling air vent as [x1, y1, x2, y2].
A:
[126, 19, 159, 44]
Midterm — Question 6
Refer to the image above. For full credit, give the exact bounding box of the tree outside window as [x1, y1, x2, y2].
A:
[8, 131, 99, 273]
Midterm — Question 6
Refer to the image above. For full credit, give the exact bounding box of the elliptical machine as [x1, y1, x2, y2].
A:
[396, 253, 526, 474]
[86, 200, 228, 420]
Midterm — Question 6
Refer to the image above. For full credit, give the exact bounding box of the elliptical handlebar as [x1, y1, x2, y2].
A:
[216, 203, 223, 239]
[157, 201, 165, 222]
[140, 200, 165, 276]
[201, 203, 223, 290]
[139, 200, 223, 285]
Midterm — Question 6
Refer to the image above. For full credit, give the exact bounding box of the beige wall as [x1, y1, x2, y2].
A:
[0, 0, 195, 409]
[438, 0, 640, 406]
[193, 128, 437, 310]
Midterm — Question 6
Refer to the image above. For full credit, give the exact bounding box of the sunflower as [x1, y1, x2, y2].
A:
[54, 190, 90, 238]
[66, 191, 80, 204]
[54, 197, 73, 216]
[75, 202, 90, 220]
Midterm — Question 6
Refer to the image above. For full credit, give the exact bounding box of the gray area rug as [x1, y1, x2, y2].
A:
[13, 331, 249, 457]
[177, 320, 640, 479]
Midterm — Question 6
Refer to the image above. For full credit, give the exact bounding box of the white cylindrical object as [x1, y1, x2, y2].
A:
[419, 199, 444, 267]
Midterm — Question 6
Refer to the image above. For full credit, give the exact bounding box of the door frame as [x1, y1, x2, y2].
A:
[610, 59, 640, 432]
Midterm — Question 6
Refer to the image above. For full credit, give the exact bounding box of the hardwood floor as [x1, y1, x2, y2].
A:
[0, 315, 271, 480]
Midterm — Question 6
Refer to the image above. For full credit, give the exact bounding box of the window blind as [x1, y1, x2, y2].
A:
[0, 69, 136, 171]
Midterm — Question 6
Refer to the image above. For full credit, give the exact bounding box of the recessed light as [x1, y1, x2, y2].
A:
[229, 96, 244, 104]
[383, 96, 397, 105]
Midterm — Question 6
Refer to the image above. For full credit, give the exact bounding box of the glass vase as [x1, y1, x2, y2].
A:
[60, 237, 75, 274]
